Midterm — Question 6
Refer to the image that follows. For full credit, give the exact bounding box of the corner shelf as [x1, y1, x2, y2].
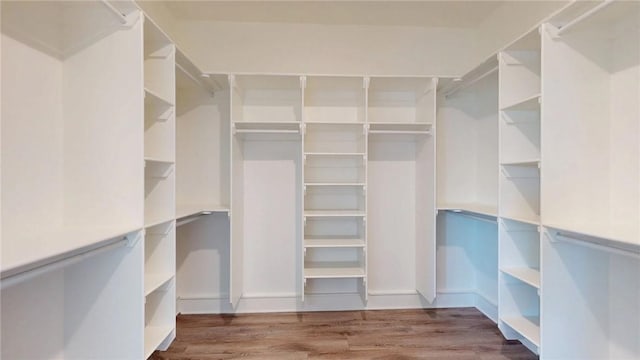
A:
[501, 316, 540, 348]
[501, 94, 540, 112]
[304, 261, 365, 279]
[500, 267, 540, 289]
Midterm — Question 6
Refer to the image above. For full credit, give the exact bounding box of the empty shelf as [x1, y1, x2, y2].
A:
[501, 94, 540, 111]
[1, 226, 142, 280]
[304, 237, 365, 248]
[305, 152, 365, 157]
[368, 122, 432, 135]
[234, 121, 301, 133]
[501, 160, 540, 167]
[144, 325, 173, 359]
[145, 88, 174, 108]
[501, 214, 540, 226]
[438, 203, 498, 218]
[501, 267, 540, 289]
[304, 262, 365, 279]
[305, 182, 365, 187]
[144, 157, 175, 166]
[145, 273, 173, 297]
[501, 316, 540, 347]
[304, 210, 366, 218]
[145, 218, 175, 229]
[176, 204, 229, 220]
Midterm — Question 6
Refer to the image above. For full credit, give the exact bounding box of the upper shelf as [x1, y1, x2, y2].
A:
[1, 0, 137, 60]
[368, 123, 432, 135]
[438, 203, 498, 218]
[501, 94, 540, 112]
[1, 226, 141, 281]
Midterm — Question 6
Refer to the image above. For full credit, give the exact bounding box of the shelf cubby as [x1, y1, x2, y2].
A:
[304, 236, 365, 249]
[499, 164, 540, 224]
[233, 74, 302, 123]
[145, 221, 175, 297]
[144, 283, 175, 359]
[304, 261, 366, 279]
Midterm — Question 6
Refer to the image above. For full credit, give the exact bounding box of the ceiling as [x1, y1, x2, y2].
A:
[162, 1, 505, 28]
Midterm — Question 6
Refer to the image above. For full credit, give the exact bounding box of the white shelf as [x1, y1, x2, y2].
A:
[501, 316, 540, 348]
[501, 267, 540, 289]
[501, 160, 540, 167]
[175, 204, 230, 220]
[305, 182, 365, 187]
[1, 226, 141, 279]
[145, 157, 175, 166]
[501, 94, 540, 111]
[144, 217, 175, 229]
[234, 121, 301, 133]
[304, 237, 365, 248]
[438, 203, 498, 218]
[368, 122, 432, 135]
[304, 262, 365, 279]
[144, 325, 173, 359]
[145, 87, 174, 108]
[501, 215, 540, 226]
[305, 152, 365, 157]
[304, 210, 366, 218]
[145, 273, 173, 297]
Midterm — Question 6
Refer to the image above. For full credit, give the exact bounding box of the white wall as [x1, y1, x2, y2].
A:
[174, 21, 474, 76]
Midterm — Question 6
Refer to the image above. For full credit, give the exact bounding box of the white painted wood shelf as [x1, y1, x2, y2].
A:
[500, 267, 540, 289]
[500, 160, 540, 167]
[501, 316, 540, 348]
[145, 273, 174, 297]
[304, 210, 366, 218]
[368, 122, 432, 135]
[144, 325, 173, 359]
[500, 93, 540, 111]
[145, 87, 174, 108]
[304, 237, 365, 248]
[304, 262, 366, 279]
[234, 121, 301, 133]
[500, 215, 540, 226]
[438, 203, 498, 218]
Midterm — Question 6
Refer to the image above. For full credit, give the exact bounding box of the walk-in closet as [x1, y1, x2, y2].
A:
[2, 1, 638, 359]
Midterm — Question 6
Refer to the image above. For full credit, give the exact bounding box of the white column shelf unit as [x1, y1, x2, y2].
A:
[497, 28, 542, 354]
[1, 1, 145, 359]
[303, 77, 368, 301]
[541, 1, 640, 359]
[142, 15, 176, 358]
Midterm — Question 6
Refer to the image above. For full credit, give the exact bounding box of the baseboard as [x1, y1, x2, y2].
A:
[177, 290, 479, 314]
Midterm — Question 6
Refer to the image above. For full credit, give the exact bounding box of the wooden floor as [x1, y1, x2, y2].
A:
[151, 308, 538, 360]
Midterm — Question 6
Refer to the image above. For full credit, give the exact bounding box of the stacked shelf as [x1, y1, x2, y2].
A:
[302, 79, 368, 301]
[497, 29, 541, 354]
[143, 15, 176, 358]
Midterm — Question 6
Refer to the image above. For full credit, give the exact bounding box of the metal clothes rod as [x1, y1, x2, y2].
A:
[553, 231, 640, 260]
[556, 0, 615, 36]
[0, 237, 130, 290]
[445, 65, 498, 98]
[100, 0, 129, 25]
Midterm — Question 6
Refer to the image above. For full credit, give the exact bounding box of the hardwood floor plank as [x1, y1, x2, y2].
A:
[150, 308, 538, 360]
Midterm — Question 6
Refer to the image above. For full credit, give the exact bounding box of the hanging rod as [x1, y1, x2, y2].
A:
[100, 0, 129, 25]
[176, 63, 215, 96]
[449, 210, 497, 225]
[0, 235, 136, 290]
[550, 229, 640, 260]
[445, 66, 498, 98]
[556, 0, 615, 36]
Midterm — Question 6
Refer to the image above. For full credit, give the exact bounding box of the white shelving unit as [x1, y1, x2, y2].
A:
[303, 81, 368, 301]
[497, 29, 541, 354]
[143, 15, 176, 357]
[541, 1, 640, 359]
[1, 1, 144, 359]
[230, 74, 303, 307]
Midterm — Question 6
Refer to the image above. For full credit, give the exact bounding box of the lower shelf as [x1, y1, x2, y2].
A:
[145, 273, 174, 297]
[304, 237, 365, 248]
[304, 262, 365, 279]
[501, 316, 540, 348]
[500, 267, 540, 289]
[144, 325, 173, 359]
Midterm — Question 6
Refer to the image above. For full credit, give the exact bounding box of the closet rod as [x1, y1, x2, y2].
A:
[445, 66, 498, 98]
[176, 63, 214, 95]
[552, 231, 640, 260]
[556, 0, 614, 36]
[0, 236, 132, 290]
[100, 0, 129, 25]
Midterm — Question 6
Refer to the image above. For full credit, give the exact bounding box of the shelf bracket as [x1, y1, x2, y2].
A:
[363, 77, 370, 90]
[300, 76, 307, 90]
